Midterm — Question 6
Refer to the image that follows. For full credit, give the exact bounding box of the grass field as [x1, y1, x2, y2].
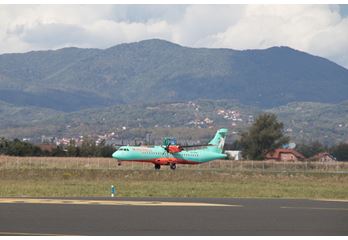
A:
[1, 156, 348, 199]
[1, 156, 348, 172]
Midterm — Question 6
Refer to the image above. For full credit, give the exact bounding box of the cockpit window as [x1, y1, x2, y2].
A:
[118, 148, 129, 151]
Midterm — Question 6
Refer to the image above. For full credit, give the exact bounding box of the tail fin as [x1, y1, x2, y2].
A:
[207, 128, 228, 153]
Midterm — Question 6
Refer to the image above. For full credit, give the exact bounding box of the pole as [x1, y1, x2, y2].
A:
[111, 185, 116, 197]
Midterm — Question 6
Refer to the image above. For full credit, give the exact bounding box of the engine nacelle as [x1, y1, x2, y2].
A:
[166, 145, 183, 153]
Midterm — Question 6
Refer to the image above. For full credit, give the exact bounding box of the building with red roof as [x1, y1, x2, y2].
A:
[265, 148, 305, 161]
[310, 152, 336, 162]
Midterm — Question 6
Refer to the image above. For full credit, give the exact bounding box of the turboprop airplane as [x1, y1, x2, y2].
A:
[112, 128, 228, 170]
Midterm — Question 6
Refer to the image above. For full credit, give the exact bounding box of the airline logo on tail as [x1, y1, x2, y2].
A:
[207, 128, 228, 153]
[218, 136, 225, 149]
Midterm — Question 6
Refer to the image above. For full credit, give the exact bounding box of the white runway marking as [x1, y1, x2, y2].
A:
[0, 198, 242, 207]
[315, 199, 348, 203]
[281, 206, 348, 211]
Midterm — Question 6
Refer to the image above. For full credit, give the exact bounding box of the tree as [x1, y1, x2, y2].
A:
[330, 143, 348, 161]
[240, 113, 289, 160]
[296, 141, 327, 158]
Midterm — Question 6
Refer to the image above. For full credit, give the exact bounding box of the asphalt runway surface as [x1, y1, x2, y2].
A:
[0, 197, 347, 236]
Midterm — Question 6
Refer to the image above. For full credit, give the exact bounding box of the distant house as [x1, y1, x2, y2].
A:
[37, 144, 57, 153]
[265, 148, 305, 161]
[310, 152, 336, 162]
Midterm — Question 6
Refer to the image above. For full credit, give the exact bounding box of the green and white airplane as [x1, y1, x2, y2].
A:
[112, 128, 228, 170]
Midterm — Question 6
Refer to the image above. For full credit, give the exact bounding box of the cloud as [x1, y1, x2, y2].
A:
[0, 5, 347, 68]
[202, 5, 348, 68]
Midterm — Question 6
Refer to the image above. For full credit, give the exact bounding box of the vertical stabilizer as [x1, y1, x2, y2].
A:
[207, 128, 228, 153]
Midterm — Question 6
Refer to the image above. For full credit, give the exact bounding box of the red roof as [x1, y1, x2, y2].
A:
[266, 148, 305, 160]
[313, 152, 335, 160]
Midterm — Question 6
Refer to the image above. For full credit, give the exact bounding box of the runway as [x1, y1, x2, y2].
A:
[0, 197, 347, 235]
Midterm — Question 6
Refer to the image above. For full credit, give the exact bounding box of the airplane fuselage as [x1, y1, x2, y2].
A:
[112, 145, 227, 165]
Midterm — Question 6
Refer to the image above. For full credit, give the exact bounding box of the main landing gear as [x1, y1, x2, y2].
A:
[170, 163, 176, 170]
[154, 163, 176, 170]
[154, 164, 161, 170]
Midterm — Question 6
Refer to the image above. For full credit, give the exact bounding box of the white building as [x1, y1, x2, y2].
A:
[225, 150, 242, 160]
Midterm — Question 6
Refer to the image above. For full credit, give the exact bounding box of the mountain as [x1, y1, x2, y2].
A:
[0, 39, 347, 111]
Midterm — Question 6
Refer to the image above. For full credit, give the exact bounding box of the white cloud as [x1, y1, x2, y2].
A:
[188, 5, 348, 68]
[0, 5, 347, 68]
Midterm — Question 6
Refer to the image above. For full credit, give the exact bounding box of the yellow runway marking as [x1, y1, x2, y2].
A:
[281, 206, 348, 211]
[0, 198, 241, 207]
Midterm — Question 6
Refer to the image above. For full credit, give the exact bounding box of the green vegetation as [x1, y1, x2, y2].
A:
[331, 143, 348, 161]
[296, 141, 328, 158]
[0, 169, 347, 199]
[1, 100, 347, 145]
[239, 113, 289, 160]
[0, 138, 115, 157]
[0, 138, 42, 156]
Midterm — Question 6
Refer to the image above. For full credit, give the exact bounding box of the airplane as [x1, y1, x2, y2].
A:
[112, 128, 228, 170]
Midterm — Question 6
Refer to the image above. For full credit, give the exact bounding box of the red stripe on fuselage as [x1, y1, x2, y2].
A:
[121, 158, 200, 165]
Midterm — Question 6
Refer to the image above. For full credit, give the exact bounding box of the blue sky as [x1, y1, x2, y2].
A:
[0, 4, 348, 68]
[339, 4, 348, 16]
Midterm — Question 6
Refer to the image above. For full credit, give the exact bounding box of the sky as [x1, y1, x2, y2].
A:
[0, 4, 348, 68]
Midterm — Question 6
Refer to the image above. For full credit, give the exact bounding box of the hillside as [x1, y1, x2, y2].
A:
[0, 100, 347, 145]
[0, 39, 347, 111]
[267, 101, 348, 144]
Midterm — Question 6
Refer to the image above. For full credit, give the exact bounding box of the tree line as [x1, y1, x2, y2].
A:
[0, 138, 115, 157]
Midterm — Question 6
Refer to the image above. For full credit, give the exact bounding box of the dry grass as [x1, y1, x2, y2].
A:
[1, 155, 347, 172]
[0, 163, 348, 199]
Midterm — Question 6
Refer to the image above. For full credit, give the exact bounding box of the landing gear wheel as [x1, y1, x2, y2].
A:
[154, 164, 161, 170]
[170, 163, 176, 170]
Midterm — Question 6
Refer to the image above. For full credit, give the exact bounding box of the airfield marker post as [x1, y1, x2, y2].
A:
[111, 185, 116, 197]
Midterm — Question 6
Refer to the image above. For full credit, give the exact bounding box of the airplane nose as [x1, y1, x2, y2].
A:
[112, 151, 119, 159]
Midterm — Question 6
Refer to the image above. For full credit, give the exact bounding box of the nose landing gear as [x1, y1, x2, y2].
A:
[154, 164, 161, 170]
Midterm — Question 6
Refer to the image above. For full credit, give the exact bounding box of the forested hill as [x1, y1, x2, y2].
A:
[0, 39, 347, 112]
